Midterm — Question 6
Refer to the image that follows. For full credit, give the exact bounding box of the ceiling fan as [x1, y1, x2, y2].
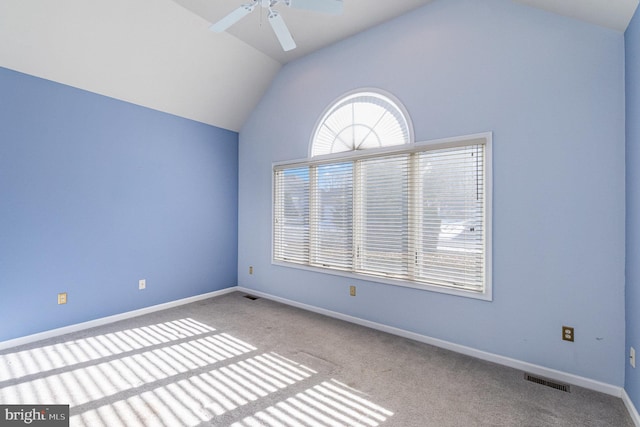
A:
[210, 0, 344, 52]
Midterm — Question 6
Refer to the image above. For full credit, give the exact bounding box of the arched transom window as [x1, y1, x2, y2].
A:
[311, 91, 412, 157]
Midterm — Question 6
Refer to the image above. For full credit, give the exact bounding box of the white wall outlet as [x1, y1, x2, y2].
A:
[139, 279, 146, 290]
[631, 347, 636, 368]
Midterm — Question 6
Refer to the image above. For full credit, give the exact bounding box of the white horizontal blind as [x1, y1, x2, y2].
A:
[310, 163, 353, 270]
[415, 145, 485, 291]
[355, 154, 410, 278]
[273, 167, 309, 264]
[274, 138, 487, 293]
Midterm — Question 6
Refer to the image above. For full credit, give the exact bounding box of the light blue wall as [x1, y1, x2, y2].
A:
[239, 0, 626, 385]
[0, 67, 238, 342]
[626, 5, 640, 409]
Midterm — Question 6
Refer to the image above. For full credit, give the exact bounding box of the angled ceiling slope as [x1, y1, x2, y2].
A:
[175, 0, 638, 65]
[0, 0, 638, 133]
[172, 0, 433, 64]
[0, 0, 281, 132]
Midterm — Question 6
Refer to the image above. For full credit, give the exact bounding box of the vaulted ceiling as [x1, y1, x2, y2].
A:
[0, 0, 637, 132]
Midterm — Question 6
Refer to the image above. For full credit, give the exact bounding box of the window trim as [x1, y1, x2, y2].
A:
[272, 132, 493, 301]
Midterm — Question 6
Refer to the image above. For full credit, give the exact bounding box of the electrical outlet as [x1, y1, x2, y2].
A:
[57, 292, 67, 305]
[249, 266, 253, 275]
[139, 279, 146, 290]
[631, 347, 636, 368]
[562, 326, 574, 342]
[349, 285, 356, 297]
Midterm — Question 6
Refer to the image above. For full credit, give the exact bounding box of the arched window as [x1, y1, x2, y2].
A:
[311, 91, 412, 157]
[274, 89, 491, 300]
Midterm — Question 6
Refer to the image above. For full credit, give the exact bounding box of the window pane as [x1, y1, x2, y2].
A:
[416, 145, 484, 290]
[355, 154, 410, 277]
[311, 163, 353, 269]
[274, 167, 309, 263]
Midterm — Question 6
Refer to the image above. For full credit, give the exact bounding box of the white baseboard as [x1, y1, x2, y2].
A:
[237, 286, 623, 398]
[623, 389, 640, 427]
[0, 287, 237, 351]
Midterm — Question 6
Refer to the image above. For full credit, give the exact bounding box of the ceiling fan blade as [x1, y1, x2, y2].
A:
[288, 0, 343, 15]
[268, 10, 296, 51]
[209, 3, 256, 33]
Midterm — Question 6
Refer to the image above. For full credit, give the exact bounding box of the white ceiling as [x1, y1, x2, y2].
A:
[0, 0, 281, 131]
[0, 0, 637, 132]
[172, 0, 433, 64]
[175, 0, 639, 64]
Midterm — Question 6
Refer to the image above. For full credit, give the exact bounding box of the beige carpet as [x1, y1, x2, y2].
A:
[0, 291, 633, 426]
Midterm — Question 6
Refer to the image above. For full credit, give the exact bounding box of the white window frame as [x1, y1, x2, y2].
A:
[273, 132, 493, 301]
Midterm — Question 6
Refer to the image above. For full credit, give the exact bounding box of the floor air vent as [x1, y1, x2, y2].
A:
[524, 373, 570, 392]
[243, 295, 259, 300]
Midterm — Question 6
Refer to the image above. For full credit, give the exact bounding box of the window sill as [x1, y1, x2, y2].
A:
[272, 260, 492, 301]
